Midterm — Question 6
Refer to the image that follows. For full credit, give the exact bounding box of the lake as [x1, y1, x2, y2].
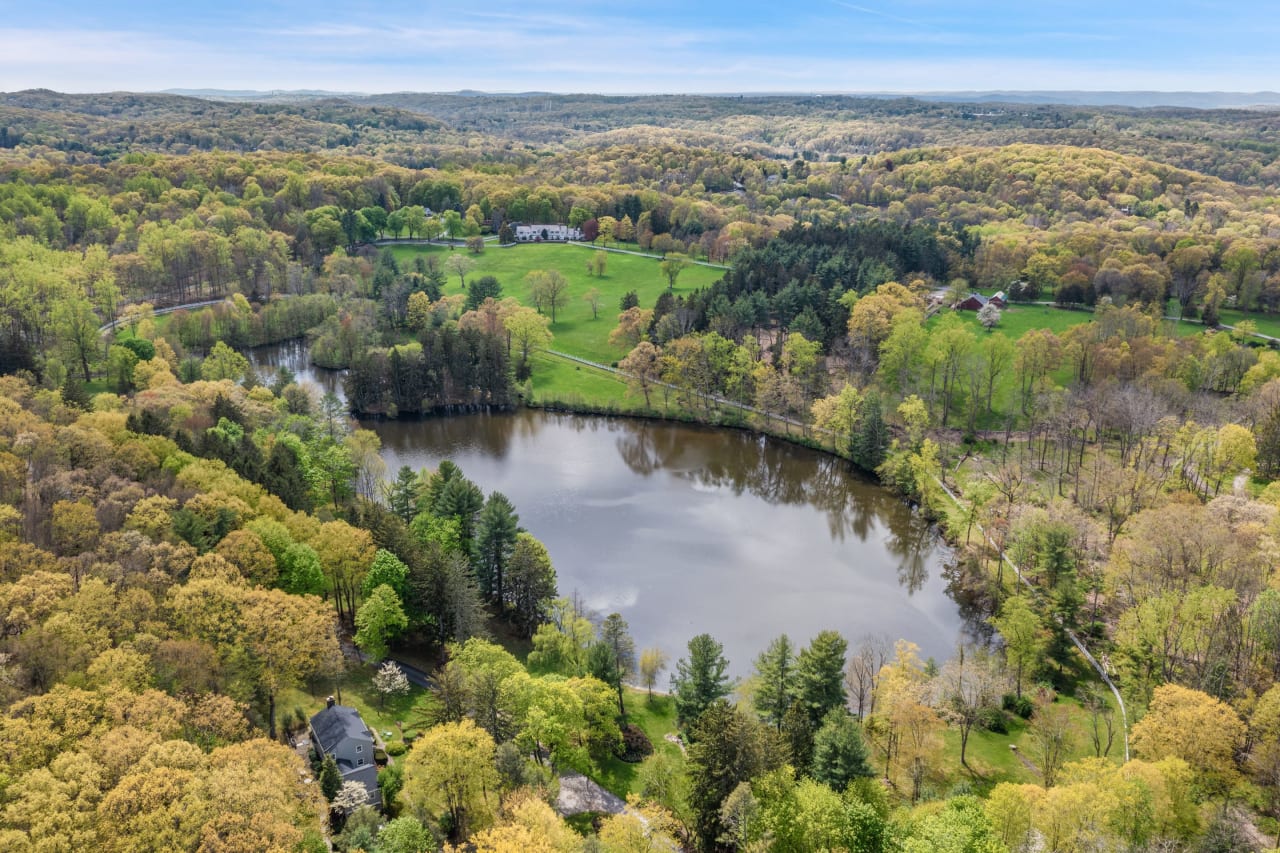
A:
[250, 343, 972, 676]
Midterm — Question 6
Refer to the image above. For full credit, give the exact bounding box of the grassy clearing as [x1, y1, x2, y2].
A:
[389, 243, 726, 364]
[280, 663, 429, 748]
[589, 688, 683, 799]
[937, 695, 1119, 794]
[930, 303, 1096, 339]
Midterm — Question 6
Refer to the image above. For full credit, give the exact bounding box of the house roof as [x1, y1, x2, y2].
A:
[340, 761, 381, 805]
[310, 705, 372, 754]
[961, 293, 989, 307]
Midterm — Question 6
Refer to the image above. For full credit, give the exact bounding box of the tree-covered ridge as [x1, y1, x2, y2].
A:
[0, 90, 460, 160]
[9, 89, 1280, 191]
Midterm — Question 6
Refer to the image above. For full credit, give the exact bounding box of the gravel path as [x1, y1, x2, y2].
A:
[556, 771, 628, 816]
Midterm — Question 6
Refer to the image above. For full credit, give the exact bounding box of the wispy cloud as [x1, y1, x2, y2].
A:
[1, 1, 1277, 95]
[828, 0, 935, 29]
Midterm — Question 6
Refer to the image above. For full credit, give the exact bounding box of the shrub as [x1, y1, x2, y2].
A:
[616, 723, 654, 762]
[1002, 693, 1034, 719]
[385, 741, 407, 757]
[977, 706, 1009, 734]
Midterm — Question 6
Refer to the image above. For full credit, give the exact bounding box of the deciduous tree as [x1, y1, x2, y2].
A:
[404, 719, 500, 840]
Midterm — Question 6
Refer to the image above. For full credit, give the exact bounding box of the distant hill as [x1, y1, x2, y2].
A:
[5, 89, 1280, 192]
[152, 88, 1280, 110]
[889, 91, 1280, 109]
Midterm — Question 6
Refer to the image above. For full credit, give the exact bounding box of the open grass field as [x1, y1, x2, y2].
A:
[389, 243, 727, 364]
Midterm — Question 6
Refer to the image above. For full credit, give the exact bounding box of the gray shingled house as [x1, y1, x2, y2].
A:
[310, 699, 379, 805]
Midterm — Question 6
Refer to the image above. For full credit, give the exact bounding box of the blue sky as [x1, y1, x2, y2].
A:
[0, 1, 1275, 93]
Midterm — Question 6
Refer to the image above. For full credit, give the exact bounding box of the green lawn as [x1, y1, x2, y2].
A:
[389, 243, 726, 363]
[938, 695, 1118, 793]
[528, 352, 632, 410]
[279, 662, 429, 750]
[588, 688, 683, 799]
[931, 303, 1096, 339]
[1216, 306, 1280, 338]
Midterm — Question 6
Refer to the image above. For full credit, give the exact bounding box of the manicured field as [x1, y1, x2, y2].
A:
[527, 352, 631, 409]
[389, 243, 727, 364]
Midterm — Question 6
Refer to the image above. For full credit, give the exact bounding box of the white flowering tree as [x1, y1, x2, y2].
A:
[373, 660, 411, 708]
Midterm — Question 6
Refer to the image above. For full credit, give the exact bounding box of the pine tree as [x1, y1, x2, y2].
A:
[474, 491, 519, 603]
[672, 633, 732, 727]
[851, 391, 888, 471]
[811, 709, 872, 790]
[752, 634, 796, 730]
[599, 613, 637, 714]
[794, 630, 849, 726]
[385, 465, 420, 523]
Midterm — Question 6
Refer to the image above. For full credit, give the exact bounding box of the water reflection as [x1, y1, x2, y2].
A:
[246, 343, 969, 675]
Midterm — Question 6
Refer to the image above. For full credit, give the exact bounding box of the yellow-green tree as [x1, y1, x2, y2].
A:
[405, 719, 500, 840]
[1131, 683, 1245, 797]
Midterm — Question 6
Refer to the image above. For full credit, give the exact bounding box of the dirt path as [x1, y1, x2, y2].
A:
[556, 771, 628, 816]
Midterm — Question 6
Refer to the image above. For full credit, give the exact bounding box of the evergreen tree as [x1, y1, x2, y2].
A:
[686, 700, 787, 852]
[781, 702, 816, 773]
[433, 472, 485, 550]
[810, 710, 872, 790]
[672, 633, 732, 727]
[319, 754, 341, 801]
[851, 390, 888, 471]
[752, 634, 796, 730]
[264, 440, 311, 511]
[504, 533, 557, 638]
[794, 630, 849, 726]
[385, 465, 420, 523]
[474, 491, 519, 603]
[588, 641, 622, 708]
[600, 613, 637, 715]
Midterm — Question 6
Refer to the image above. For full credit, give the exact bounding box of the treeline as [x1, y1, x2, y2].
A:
[166, 292, 338, 351]
[345, 325, 515, 416]
[707, 220, 958, 346]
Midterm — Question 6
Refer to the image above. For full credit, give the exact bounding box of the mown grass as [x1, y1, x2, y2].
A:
[938, 694, 1120, 794]
[1216, 306, 1280, 338]
[279, 663, 429, 749]
[527, 352, 632, 409]
[388, 243, 726, 363]
[588, 688, 683, 799]
[930, 303, 1096, 339]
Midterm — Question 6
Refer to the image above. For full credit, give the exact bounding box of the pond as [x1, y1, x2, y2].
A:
[249, 343, 974, 676]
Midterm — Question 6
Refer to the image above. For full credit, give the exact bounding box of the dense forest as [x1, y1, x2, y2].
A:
[4, 88, 1280, 851]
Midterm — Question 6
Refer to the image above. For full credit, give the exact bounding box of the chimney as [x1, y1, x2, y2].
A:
[326, 696, 336, 709]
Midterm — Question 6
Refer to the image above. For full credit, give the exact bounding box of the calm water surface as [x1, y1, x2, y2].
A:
[250, 344, 970, 675]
